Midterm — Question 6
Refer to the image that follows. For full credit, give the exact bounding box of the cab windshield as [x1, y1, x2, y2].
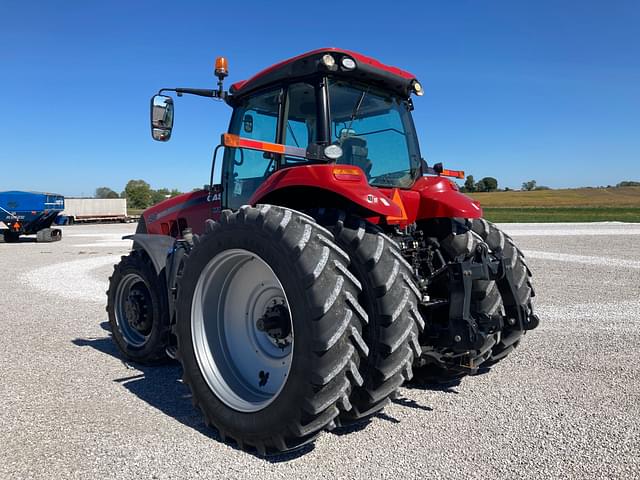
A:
[329, 80, 421, 188]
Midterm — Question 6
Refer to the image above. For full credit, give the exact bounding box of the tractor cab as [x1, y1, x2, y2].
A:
[221, 57, 424, 209]
[149, 50, 443, 214]
[148, 49, 472, 231]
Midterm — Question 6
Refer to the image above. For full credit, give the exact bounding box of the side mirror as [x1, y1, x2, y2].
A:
[150, 95, 174, 141]
[242, 114, 253, 133]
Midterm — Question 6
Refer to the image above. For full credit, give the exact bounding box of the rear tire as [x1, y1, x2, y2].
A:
[175, 205, 367, 454]
[106, 250, 170, 364]
[471, 218, 534, 368]
[412, 218, 534, 383]
[314, 210, 421, 421]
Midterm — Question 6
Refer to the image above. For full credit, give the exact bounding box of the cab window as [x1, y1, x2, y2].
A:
[282, 82, 317, 166]
[224, 88, 281, 209]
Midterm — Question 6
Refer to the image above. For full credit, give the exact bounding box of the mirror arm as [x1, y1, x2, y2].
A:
[158, 87, 228, 100]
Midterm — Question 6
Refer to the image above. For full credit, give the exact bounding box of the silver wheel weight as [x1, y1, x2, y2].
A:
[191, 249, 294, 413]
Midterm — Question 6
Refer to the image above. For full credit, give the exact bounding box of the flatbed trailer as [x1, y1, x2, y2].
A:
[0, 191, 64, 242]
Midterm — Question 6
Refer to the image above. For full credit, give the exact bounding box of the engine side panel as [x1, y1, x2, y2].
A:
[142, 190, 221, 237]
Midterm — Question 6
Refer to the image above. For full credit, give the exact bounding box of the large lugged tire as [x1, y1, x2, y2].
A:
[106, 250, 170, 364]
[0, 231, 20, 243]
[471, 218, 534, 366]
[175, 205, 367, 454]
[413, 218, 534, 382]
[314, 210, 422, 421]
[36, 228, 62, 242]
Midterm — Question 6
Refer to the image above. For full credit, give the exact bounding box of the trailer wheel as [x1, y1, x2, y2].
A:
[0, 231, 20, 243]
[36, 228, 62, 242]
[313, 209, 421, 421]
[175, 205, 366, 454]
[106, 250, 170, 364]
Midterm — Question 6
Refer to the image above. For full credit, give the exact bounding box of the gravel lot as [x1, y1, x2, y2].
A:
[1, 222, 639, 479]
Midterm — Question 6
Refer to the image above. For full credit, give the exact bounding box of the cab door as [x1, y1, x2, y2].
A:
[222, 88, 282, 210]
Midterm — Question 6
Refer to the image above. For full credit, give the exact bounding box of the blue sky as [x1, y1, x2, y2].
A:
[1, 0, 638, 195]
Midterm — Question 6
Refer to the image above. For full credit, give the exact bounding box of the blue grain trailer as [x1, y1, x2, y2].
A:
[0, 191, 64, 242]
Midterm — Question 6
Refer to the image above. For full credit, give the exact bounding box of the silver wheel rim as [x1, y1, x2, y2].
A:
[191, 249, 294, 413]
[115, 273, 153, 348]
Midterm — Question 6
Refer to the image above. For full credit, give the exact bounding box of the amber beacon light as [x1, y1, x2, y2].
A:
[215, 56, 229, 79]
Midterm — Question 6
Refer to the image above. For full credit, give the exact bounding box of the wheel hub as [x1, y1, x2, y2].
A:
[125, 289, 151, 334]
[114, 273, 154, 347]
[256, 302, 292, 348]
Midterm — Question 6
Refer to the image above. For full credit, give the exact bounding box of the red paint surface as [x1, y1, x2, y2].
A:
[231, 48, 415, 94]
[411, 176, 483, 220]
[249, 164, 402, 217]
[143, 175, 482, 236]
[144, 190, 220, 236]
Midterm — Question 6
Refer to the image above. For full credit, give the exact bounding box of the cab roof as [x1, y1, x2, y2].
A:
[230, 48, 418, 99]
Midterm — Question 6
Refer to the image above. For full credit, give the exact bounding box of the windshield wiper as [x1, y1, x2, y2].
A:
[286, 122, 300, 147]
[345, 88, 369, 133]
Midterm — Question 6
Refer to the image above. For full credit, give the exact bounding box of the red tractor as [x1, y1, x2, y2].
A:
[107, 49, 538, 454]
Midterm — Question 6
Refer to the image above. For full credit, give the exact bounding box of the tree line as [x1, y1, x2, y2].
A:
[96, 177, 638, 208]
[460, 176, 638, 193]
[95, 180, 182, 209]
[461, 175, 499, 192]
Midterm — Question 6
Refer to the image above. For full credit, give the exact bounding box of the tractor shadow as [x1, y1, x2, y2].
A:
[73, 322, 450, 460]
[71, 321, 314, 462]
[404, 378, 462, 394]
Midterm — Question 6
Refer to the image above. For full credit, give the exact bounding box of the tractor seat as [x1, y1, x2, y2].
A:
[340, 137, 372, 177]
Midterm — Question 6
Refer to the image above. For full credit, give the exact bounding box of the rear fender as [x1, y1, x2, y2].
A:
[125, 233, 186, 326]
[248, 165, 401, 217]
[411, 176, 483, 220]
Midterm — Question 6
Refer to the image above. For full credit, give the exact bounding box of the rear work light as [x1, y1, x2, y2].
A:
[341, 57, 356, 70]
[321, 54, 336, 68]
[333, 167, 363, 181]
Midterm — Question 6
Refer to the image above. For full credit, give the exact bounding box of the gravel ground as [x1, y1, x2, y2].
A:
[1, 222, 639, 479]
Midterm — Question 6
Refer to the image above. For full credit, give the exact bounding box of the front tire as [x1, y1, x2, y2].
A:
[106, 250, 170, 364]
[175, 205, 367, 454]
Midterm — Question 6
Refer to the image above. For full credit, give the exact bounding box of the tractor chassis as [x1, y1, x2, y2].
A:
[396, 228, 539, 375]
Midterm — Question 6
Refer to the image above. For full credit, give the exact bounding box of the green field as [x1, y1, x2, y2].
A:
[469, 186, 640, 222]
[481, 207, 640, 223]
